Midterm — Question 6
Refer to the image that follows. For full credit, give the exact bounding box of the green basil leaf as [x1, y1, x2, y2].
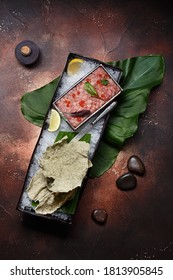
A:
[101, 79, 109, 85]
[84, 82, 98, 97]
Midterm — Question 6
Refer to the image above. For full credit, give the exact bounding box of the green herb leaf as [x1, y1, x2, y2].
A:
[31, 200, 39, 207]
[21, 76, 60, 127]
[84, 82, 98, 97]
[55, 130, 91, 143]
[101, 79, 109, 85]
[88, 141, 120, 178]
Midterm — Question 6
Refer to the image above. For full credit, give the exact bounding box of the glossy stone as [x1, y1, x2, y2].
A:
[127, 155, 145, 176]
[116, 172, 137, 190]
[92, 209, 107, 224]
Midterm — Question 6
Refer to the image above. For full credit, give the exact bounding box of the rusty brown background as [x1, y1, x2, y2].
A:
[0, 0, 173, 260]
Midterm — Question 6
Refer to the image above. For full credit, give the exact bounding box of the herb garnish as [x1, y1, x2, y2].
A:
[84, 82, 98, 97]
[101, 79, 109, 85]
[32, 200, 39, 207]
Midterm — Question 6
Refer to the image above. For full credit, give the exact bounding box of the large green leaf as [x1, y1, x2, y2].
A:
[90, 55, 165, 177]
[89, 141, 120, 178]
[21, 55, 165, 178]
[21, 76, 60, 126]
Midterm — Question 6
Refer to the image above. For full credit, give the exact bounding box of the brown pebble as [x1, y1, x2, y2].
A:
[127, 155, 145, 176]
[92, 209, 107, 224]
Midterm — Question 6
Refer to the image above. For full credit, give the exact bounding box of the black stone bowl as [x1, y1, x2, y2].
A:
[15, 40, 40, 66]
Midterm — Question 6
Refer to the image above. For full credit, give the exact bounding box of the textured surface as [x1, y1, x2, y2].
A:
[0, 0, 173, 260]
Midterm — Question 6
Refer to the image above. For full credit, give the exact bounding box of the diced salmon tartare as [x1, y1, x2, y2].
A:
[55, 66, 121, 129]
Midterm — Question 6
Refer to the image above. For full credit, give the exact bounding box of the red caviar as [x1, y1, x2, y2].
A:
[79, 100, 85, 107]
[77, 117, 82, 122]
[101, 93, 106, 99]
[65, 99, 71, 107]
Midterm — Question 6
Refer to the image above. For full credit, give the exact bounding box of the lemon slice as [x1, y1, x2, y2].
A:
[67, 58, 84, 76]
[48, 109, 61, 132]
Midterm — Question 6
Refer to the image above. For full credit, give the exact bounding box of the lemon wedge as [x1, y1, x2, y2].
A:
[48, 109, 61, 132]
[67, 58, 84, 76]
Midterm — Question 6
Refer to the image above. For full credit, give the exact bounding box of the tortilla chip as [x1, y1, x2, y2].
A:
[35, 189, 76, 215]
[27, 137, 92, 214]
[27, 169, 47, 200]
[39, 138, 92, 193]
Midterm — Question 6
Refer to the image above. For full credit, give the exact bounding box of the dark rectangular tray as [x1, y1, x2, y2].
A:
[17, 53, 123, 224]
